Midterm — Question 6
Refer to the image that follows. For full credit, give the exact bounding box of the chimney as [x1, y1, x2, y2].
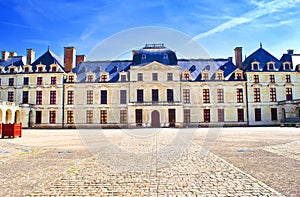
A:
[64, 46, 76, 72]
[9, 52, 17, 57]
[287, 49, 294, 55]
[1, 51, 9, 61]
[228, 57, 233, 62]
[234, 47, 243, 69]
[76, 55, 86, 67]
[26, 49, 35, 64]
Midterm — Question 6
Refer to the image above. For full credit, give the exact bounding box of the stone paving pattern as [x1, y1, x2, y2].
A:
[0, 128, 299, 196]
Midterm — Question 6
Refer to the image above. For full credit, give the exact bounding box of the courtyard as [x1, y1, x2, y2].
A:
[0, 127, 299, 196]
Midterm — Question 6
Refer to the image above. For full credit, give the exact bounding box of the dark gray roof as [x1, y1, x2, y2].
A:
[31, 50, 64, 72]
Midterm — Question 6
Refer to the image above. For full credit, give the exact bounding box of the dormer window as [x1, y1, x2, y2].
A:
[52, 66, 57, 72]
[87, 75, 94, 82]
[235, 71, 243, 80]
[50, 63, 58, 72]
[252, 62, 259, 70]
[119, 71, 127, 82]
[68, 74, 76, 83]
[101, 74, 108, 82]
[38, 67, 43, 72]
[284, 62, 291, 70]
[9, 68, 15, 73]
[215, 71, 224, 80]
[182, 71, 190, 81]
[36, 63, 45, 72]
[24, 67, 29, 72]
[268, 62, 275, 70]
[202, 72, 209, 80]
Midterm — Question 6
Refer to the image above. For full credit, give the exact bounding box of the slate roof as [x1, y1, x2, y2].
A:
[0, 56, 25, 71]
[74, 60, 132, 82]
[178, 59, 238, 81]
[242, 46, 282, 71]
[132, 44, 177, 65]
[31, 49, 64, 72]
[280, 53, 300, 71]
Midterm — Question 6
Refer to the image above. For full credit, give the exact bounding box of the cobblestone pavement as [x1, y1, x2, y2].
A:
[0, 128, 299, 196]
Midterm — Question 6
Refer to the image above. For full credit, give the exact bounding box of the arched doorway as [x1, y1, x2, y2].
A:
[6, 109, 12, 123]
[15, 110, 21, 123]
[151, 110, 160, 128]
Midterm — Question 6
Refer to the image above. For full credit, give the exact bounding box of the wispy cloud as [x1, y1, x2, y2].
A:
[192, 0, 300, 40]
[23, 39, 50, 45]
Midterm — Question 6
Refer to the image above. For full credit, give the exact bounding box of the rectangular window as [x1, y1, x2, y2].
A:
[120, 90, 127, 104]
[51, 66, 57, 72]
[137, 73, 143, 81]
[217, 73, 223, 80]
[152, 89, 159, 102]
[204, 109, 210, 122]
[202, 73, 209, 80]
[271, 108, 278, 121]
[101, 90, 107, 104]
[203, 89, 210, 103]
[183, 73, 190, 80]
[136, 109, 143, 125]
[254, 88, 260, 102]
[270, 88, 276, 102]
[24, 67, 29, 72]
[49, 111, 56, 124]
[254, 75, 259, 83]
[152, 73, 158, 81]
[23, 77, 29, 85]
[86, 110, 93, 124]
[184, 109, 190, 123]
[0, 78, 1, 86]
[137, 89, 144, 102]
[8, 91, 14, 102]
[183, 89, 190, 103]
[9, 78, 14, 86]
[87, 90, 93, 104]
[285, 75, 291, 83]
[67, 110, 74, 124]
[37, 77, 43, 85]
[22, 91, 29, 104]
[270, 75, 275, 83]
[51, 77, 56, 85]
[36, 91, 42, 105]
[236, 73, 242, 80]
[36, 111, 42, 124]
[67, 90, 74, 105]
[255, 108, 261, 121]
[68, 75, 74, 82]
[168, 109, 176, 127]
[237, 88, 243, 103]
[167, 89, 174, 102]
[121, 75, 126, 82]
[120, 110, 127, 124]
[50, 91, 56, 105]
[218, 109, 224, 122]
[100, 110, 107, 124]
[87, 75, 93, 82]
[237, 109, 244, 122]
[217, 89, 224, 103]
[101, 75, 108, 82]
[286, 88, 293, 100]
[167, 73, 173, 81]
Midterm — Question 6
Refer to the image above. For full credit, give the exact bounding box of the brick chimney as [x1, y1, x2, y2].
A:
[1, 51, 9, 61]
[9, 52, 17, 57]
[64, 47, 76, 72]
[26, 49, 35, 64]
[234, 47, 243, 69]
[76, 55, 86, 67]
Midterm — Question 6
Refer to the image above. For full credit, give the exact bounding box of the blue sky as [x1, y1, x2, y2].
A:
[1, 0, 300, 61]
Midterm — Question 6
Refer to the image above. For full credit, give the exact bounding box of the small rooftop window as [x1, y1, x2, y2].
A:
[142, 54, 146, 59]
[163, 54, 168, 59]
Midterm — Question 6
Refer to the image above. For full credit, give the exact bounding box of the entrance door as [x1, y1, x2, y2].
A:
[168, 109, 176, 127]
[151, 110, 160, 127]
[135, 109, 142, 126]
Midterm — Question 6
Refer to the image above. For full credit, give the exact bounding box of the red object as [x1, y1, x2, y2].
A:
[1, 123, 22, 138]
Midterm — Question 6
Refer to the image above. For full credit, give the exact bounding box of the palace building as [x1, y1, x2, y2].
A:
[0, 44, 299, 128]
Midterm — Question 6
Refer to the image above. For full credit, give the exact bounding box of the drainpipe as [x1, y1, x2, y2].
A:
[245, 76, 250, 126]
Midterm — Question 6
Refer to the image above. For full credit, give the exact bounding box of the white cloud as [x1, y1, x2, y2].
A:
[192, 0, 300, 40]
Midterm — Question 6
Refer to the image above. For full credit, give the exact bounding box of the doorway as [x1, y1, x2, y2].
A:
[151, 110, 160, 127]
[168, 109, 176, 127]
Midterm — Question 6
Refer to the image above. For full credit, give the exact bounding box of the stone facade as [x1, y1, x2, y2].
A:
[0, 44, 299, 128]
